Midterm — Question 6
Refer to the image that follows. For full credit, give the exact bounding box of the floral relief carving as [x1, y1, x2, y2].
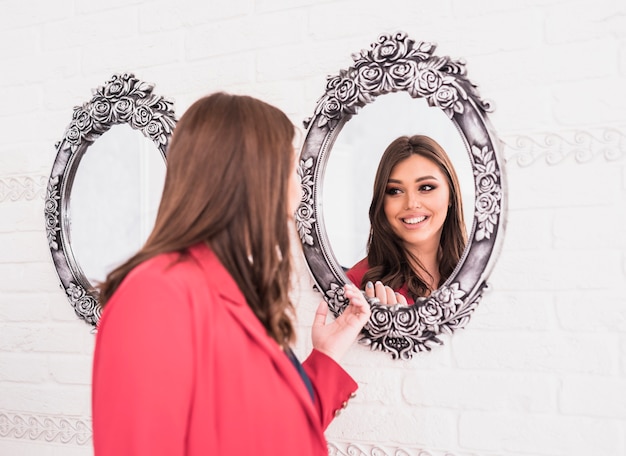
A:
[61, 73, 175, 155]
[361, 283, 470, 359]
[312, 32, 490, 129]
[65, 282, 101, 326]
[295, 157, 316, 246]
[472, 144, 502, 242]
[325, 281, 348, 315]
[44, 175, 61, 251]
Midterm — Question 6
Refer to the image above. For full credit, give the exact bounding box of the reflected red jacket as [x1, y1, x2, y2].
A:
[92, 243, 357, 455]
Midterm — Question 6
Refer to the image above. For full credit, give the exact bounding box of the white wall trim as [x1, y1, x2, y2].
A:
[0, 175, 47, 203]
[0, 412, 474, 455]
[328, 441, 467, 456]
[502, 125, 626, 167]
[0, 412, 91, 446]
[3, 125, 624, 206]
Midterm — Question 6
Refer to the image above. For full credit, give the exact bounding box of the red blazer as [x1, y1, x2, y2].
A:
[92, 243, 357, 455]
[346, 258, 414, 304]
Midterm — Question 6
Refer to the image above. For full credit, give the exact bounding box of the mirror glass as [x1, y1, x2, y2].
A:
[323, 92, 475, 269]
[69, 125, 166, 284]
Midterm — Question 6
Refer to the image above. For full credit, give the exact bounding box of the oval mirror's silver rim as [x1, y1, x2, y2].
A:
[44, 73, 176, 327]
[296, 32, 507, 359]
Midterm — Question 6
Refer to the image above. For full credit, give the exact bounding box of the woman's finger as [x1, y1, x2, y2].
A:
[374, 281, 387, 304]
[312, 300, 328, 328]
[365, 281, 375, 298]
[384, 286, 396, 305]
[395, 292, 408, 306]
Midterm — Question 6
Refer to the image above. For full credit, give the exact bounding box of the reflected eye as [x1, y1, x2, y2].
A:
[385, 186, 402, 196]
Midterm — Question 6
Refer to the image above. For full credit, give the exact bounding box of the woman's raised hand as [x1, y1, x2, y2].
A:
[311, 284, 371, 363]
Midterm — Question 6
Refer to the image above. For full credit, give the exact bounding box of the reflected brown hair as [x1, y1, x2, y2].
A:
[362, 135, 467, 299]
[98, 92, 297, 347]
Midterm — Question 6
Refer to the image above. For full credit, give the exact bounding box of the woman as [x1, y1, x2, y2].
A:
[92, 93, 371, 455]
[346, 135, 466, 305]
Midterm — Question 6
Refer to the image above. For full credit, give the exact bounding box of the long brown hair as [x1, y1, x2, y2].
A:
[99, 92, 298, 347]
[362, 135, 467, 299]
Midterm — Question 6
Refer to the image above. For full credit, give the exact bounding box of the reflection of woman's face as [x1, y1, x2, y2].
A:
[383, 154, 450, 253]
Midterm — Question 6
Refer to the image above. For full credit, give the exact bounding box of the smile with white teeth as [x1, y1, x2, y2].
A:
[402, 216, 427, 224]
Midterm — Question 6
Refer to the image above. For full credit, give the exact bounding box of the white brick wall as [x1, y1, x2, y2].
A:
[1, 0, 625, 454]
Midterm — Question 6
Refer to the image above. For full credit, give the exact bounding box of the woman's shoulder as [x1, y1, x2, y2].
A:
[123, 243, 219, 286]
[127, 250, 189, 280]
[345, 258, 369, 286]
[348, 258, 369, 273]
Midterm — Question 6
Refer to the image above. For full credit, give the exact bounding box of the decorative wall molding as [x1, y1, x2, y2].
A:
[0, 175, 47, 203]
[502, 125, 626, 167]
[1, 126, 625, 205]
[0, 412, 91, 446]
[0, 413, 479, 455]
[328, 441, 471, 456]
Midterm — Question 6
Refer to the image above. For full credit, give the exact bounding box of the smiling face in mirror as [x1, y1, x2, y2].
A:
[384, 153, 451, 258]
[345, 135, 467, 303]
[323, 91, 474, 288]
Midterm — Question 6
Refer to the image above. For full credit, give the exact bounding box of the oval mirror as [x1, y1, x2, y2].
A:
[297, 32, 506, 359]
[45, 73, 176, 327]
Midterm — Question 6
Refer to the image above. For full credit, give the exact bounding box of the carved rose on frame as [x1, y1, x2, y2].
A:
[295, 157, 316, 246]
[311, 32, 489, 129]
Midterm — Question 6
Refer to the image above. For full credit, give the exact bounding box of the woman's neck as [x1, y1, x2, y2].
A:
[405, 244, 441, 292]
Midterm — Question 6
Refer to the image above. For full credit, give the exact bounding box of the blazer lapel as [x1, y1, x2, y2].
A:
[189, 244, 322, 432]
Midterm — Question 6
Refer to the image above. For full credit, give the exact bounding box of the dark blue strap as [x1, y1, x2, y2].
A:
[285, 348, 315, 403]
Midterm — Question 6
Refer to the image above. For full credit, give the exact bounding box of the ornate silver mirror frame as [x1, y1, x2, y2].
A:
[296, 32, 506, 359]
[44, 73, 176, 327]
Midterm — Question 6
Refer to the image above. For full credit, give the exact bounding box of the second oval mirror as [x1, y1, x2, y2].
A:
[45, 73, 176, 326]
